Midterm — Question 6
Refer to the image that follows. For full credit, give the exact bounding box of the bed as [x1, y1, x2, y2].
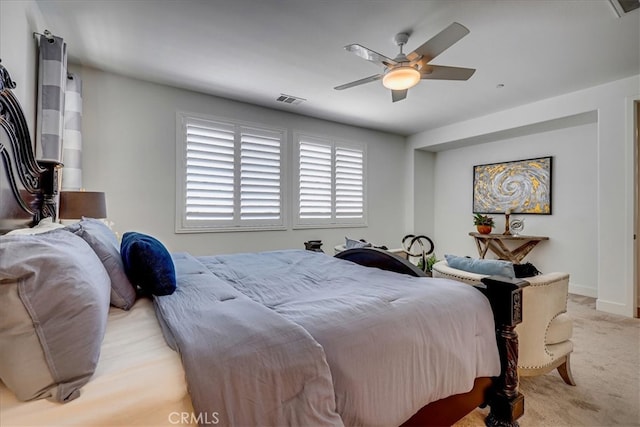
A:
[0, 61, 525, 427]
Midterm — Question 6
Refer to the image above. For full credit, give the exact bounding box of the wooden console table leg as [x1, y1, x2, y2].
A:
[474, 237, 490, 259]
[487, 240, 513, 262]
[509, 241, 541, 264]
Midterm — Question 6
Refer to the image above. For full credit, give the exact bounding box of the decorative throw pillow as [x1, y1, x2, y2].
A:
[445, 254, 516, 279]
[0, 229, 110, 402]
[65, 218, 137, 310]
[120, 232, 177, 296]
[513, 262, 542, 278]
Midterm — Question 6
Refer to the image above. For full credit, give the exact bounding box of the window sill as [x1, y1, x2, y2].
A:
[175, 225, 288, 234]
[292, 223, 368, 230]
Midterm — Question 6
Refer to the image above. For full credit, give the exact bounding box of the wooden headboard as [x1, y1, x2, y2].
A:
[0, 61, 60, 233]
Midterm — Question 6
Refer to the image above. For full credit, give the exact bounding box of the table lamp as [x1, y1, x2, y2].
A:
[59, 191, 107, 220]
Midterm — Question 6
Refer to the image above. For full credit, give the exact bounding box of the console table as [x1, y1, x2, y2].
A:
[469, 232, 549, 263]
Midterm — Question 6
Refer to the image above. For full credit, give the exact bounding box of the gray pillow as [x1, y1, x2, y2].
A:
[345, 236, 372, 249]
[0, 229, 111, 402]
[66, 218, 137, 310]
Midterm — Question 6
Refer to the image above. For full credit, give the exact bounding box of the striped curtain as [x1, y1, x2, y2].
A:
[62, 73, 83, 190]
[36, 32, 84, 190]
[36, 33, 67, 162]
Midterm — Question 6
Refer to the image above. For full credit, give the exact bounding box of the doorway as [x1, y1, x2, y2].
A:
[636, 100, 639, 318]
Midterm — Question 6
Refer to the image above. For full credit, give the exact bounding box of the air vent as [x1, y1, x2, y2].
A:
[609, 0, 639, 17]
[276, 94, 306, 105]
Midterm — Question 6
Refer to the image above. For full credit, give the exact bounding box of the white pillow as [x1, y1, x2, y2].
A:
[6, 217, 66, 235]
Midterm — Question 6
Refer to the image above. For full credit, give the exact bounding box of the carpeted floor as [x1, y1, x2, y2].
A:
[455, 294, 640, 427]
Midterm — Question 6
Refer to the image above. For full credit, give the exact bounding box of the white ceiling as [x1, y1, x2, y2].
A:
[36, 0, 640, 136]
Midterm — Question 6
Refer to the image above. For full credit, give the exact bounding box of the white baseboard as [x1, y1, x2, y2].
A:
[568, 283, 597, 298]
[596, 298, 634, 317]
[569, 283, 635, 318]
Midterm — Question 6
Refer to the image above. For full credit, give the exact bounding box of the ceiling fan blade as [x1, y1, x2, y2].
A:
[407, 22, 470, 62]
[334, 74, 383, 90]
[420, 65, 475, 80]
[345, 44, 397, 68]
[392, 89, 408, 102]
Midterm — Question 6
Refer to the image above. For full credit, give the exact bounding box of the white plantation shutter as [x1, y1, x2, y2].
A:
[240, 127, 282, 221]
[296, 135, 366, 227]
[177, 114, 285, 232]
[185, 119, 235, 221]
[335, 147, 364, 219]
[299, 141, 332, 219]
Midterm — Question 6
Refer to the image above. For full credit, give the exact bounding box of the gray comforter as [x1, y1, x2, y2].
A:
[154, 250, 500, 427]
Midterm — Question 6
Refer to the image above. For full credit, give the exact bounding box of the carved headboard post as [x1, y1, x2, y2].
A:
[0, 60, 59, 229]
[37, 160, 62, 221]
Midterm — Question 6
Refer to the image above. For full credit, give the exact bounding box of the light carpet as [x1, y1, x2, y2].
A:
[455, 294, 640, 427]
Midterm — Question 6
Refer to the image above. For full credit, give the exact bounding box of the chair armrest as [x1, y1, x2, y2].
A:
[432, 260, 486, 285]
[516, 273, 571, 368]
[520, 272, 570, 320]
[524, 271, 570, 286]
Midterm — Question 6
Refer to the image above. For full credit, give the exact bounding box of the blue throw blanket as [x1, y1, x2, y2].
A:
[154, 253, 343, 427]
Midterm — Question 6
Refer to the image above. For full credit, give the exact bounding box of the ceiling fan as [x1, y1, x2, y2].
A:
[334, 22, 475, 102]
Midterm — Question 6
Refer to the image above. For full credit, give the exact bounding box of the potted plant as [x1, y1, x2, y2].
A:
[417, 253, 439, 277]
[473, 213, 495, 234]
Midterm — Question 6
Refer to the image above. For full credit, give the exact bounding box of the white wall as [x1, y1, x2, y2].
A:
[0, 0, 46, 138]
[430, 122, 598, 295]
[4, 0, 637, 315]
[75, 66, 408, 255]
[412, 149, 436, 237]
[409, 75, 640, 317]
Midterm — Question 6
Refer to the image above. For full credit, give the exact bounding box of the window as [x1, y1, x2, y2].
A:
[176, 113, 285, 232]
[295, 134, 366, 228]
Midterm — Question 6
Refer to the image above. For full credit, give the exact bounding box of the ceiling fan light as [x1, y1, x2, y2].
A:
[382, 66, 421, 90]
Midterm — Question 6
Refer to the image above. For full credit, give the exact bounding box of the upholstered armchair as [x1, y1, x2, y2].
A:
[432, 260, 575, 385]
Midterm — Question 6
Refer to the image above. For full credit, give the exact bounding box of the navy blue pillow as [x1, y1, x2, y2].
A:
[120, 232, 176, 296]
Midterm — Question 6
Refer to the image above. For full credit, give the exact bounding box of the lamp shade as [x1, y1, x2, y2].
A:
[59, 191, 107, 219]
[382, 66, 421, 90]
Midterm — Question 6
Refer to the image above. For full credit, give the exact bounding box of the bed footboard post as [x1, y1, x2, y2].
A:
[479, 276, 529, 427]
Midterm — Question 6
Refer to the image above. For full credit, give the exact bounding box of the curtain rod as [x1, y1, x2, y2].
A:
[33, 30, 55, 43]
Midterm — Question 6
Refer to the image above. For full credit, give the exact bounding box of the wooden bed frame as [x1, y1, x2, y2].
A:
[0, 60, 525, 427]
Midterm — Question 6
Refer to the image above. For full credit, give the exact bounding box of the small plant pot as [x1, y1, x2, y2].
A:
[476, 225, 492, 234]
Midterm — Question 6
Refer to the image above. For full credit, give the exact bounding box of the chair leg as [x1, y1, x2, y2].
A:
[557, 354, 576, 386]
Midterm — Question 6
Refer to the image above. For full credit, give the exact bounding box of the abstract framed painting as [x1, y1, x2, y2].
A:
[473, 156, 552, 214]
